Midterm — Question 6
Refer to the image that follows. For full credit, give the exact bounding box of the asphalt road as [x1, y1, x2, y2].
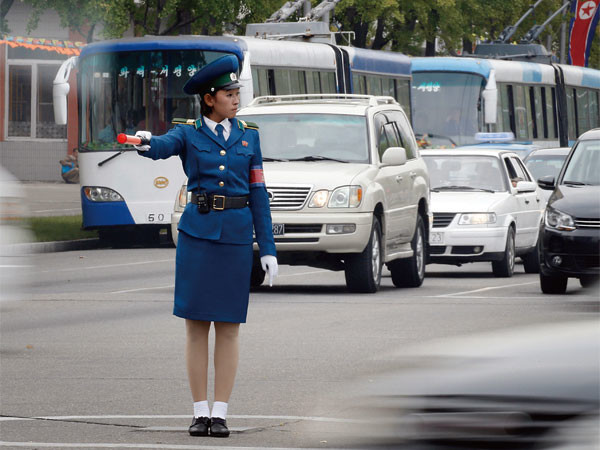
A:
[1, 247, 598, 449]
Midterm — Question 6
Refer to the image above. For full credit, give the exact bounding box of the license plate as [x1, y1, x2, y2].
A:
[430, 231, 444, 244]
[272, 223, 285, 236]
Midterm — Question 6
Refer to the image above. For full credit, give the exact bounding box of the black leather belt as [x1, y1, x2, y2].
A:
[191, 192, 248, 213]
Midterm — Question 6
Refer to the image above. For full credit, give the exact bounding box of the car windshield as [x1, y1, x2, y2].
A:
[412, 71, 484, 147]
[238, 113, 369, 163]
[561, 140, 600, 186]
[423, 155, 507, 192]
[525, 153, 568, 180]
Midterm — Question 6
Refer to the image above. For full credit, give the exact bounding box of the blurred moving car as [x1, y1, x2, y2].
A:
[537, 128, 600, 294]
[353, 320, 599, 449]
[0, 164, 32, 301]
[422, 149, 544, 276]
[523, 147, 570, 201]
[173, 94, 431, 293]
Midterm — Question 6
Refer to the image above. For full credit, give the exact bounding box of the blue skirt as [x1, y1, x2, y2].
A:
[174, 231, 253, 323]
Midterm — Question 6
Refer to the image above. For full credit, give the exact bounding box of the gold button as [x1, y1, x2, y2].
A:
[219, 181, 225, 187]
[220, 150, 226, 156]
[219, 165, 225, 171]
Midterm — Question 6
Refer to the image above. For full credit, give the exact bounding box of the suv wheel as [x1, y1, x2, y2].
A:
[389, 215, 426, 287]
[345, 217, 382, 293]
[492, 227, 515, 277]
[540, 272, 567, 294]
[522, 241, 540, 274]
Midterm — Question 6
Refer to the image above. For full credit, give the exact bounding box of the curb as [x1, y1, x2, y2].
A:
[5, 238, 101, 255]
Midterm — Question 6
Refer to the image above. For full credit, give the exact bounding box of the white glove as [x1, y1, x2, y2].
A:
[134, 130, 152, 151]
[260, 255, 278, 287]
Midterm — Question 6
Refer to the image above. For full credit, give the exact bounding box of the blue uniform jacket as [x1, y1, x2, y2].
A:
[140, 117, 276, 257]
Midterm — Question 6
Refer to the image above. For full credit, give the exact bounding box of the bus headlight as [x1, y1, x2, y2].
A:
[83, 186, 124, 202]
[329, 186, 362, 208]
[458, 213, 496, 225]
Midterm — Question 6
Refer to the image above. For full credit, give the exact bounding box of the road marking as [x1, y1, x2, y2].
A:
[0, 414, 357, 423]
[278, 269, 330, 278]
[32, 208, 80, 214]
[0, 443, 348, 450]
[36, 259, 173, 274]
[437, 281, 537, 297]
[111, 285, 174, 294]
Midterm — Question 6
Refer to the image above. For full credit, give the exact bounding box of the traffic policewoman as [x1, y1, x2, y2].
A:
[134, 55, 278, 438]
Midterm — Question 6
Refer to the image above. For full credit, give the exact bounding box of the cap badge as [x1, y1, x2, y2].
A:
[230, 73, 237, 81]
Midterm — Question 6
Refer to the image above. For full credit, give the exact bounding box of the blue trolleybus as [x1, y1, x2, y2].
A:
[53, 36, 411, 243]
[411, 57, 600, 153]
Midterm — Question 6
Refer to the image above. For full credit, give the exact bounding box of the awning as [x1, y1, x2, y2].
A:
[1, 35, 86, 56]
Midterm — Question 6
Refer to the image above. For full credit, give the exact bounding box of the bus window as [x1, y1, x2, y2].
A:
[290, 70, 306, 94]
[306, 70, 320, 94]
[319, 72, 336, 93]
[513, 85, 530, 140]
[382, 77, 394, 98]
[395, 79, 411, 122]
[547, 87, 557, 139]
[590, 90, 599, 131]
[531, 86, 544, 139]
[524, 87, 534, 139]
[353, 74, 366, 94]
[576, 88, 590, 134]
[252, 67, 269, 96]
[366, 76, 382, 95]
[274, 69, 291, 95]
[498, 83, 511, 134]
[566, 87, 577, 140]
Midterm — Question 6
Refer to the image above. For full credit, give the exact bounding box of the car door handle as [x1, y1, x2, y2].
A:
[525, 200, 530, 204]
[395, 175, 403, 183]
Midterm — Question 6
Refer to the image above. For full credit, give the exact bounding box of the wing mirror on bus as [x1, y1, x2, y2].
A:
[482, 69, 498, 125]
[52, 56, 77, 125]
[381, 147, 407, 166]
[537, 175, 556, 190]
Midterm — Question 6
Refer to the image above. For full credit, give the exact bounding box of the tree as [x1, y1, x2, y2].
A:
[0, 0, 15, 34]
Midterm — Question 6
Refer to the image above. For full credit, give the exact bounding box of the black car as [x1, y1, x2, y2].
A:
[537, 128, 600, 294]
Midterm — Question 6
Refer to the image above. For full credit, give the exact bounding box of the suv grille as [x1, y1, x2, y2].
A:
[575, 218, 600, 228]
[433, 213, 456, 228]
[267, 185, 312, 210]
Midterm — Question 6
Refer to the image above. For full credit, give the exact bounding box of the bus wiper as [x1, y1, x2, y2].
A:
[287, 155, 349, 163]
[263, 157, 289, 162]
[432, 185, 495, 193]
[563, 180, 587, 186]
[98, 150, 126, 167]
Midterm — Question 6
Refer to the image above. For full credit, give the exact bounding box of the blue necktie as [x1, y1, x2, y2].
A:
[215, 123, 225, 141]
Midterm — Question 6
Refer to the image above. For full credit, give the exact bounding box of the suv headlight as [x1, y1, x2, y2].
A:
[309, 190, 329, 208]
[545, 206, 575, 231]
[458, 213, 496, 225]
[83, 186, 124, 202]
[328, 186, 362, 208]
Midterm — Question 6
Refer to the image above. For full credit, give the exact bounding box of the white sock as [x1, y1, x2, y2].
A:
[211, 401, 228, 419]
[193, 400, 209, 418]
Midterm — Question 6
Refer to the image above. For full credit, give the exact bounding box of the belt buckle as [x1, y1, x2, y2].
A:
[212, 195, 226, 211]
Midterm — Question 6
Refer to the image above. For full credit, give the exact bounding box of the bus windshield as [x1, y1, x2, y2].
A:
[239, 113, 369, 163]
[412, 71, 485, 147]
[79, 49, 230, 151]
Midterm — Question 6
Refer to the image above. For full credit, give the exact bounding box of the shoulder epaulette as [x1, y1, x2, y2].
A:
[238, 119, 259, 130]
[172, 118, 197, 126]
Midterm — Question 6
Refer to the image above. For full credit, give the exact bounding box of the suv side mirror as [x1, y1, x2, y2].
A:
[381, 147, 407, 166]
[537, 175, 555, 190]
[516, 180, 537, 193]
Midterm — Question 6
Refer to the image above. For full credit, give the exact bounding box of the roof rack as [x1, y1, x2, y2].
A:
[246, 94, 399, 107]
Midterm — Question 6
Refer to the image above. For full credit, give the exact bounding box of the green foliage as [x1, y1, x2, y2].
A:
[29, 215, 97, 242]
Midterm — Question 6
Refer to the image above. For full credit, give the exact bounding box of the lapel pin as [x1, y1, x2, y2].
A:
[242, 141, 248, 147]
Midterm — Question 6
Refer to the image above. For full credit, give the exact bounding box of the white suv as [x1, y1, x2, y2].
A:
[173, 94, 430, 293]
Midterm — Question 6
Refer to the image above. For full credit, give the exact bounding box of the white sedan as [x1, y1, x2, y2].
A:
[421, 149, 544, 277]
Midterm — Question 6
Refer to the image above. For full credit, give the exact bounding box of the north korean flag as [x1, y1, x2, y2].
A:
[568, 0, 600, 66]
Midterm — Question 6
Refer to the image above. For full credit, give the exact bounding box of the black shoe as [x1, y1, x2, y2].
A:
[210, 417, 230, 437]
[189, 416, 210, 436]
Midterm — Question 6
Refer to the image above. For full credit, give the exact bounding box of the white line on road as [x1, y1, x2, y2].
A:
[437, 281, 537, 297]
[111, 285, 175, 294]
[278, 269, 329, 278]
[36, 259, 173, 274]
[0, 414, 357, 423]
[0, 443, 348, 450]
[32, 208, 81, 214]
